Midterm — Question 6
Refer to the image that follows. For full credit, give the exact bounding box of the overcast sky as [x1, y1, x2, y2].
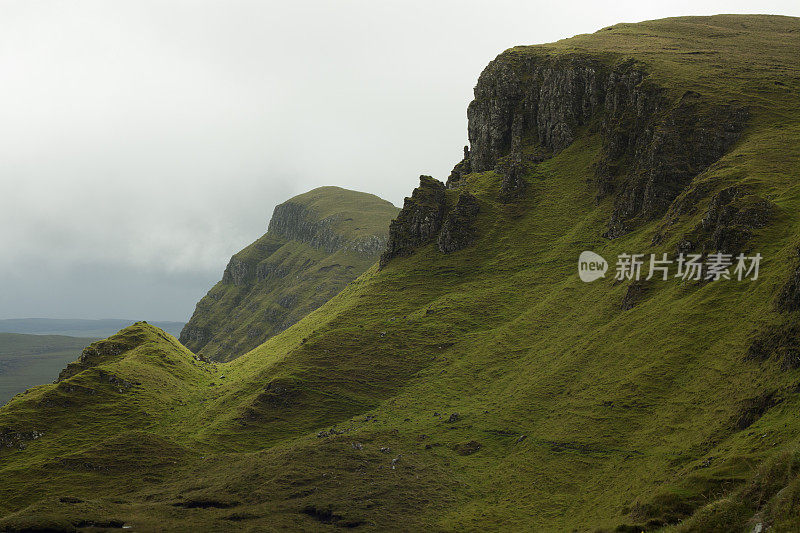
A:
[0, 1, 797, 322]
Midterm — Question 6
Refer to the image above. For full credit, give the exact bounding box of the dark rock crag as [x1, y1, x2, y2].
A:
[602, 90, 748, 238]
[496, 157, 528, 203]
[438, 192, 481, 253]
[681, 186, 774, 255]
[380, 176, 447, 267]
[380, 177, 481, 267]
[447, 146, 472, 188]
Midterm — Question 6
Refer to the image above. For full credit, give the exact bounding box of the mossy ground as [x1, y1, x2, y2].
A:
[1, 14, 800, 532]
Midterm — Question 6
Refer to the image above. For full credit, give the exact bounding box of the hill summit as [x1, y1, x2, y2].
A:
[180, 186, 398, 361]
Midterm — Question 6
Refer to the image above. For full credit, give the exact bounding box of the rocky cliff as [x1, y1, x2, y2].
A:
[385, 49, 750, 269]
[448, 51, 748, 238]
[180, 187, 398, 361]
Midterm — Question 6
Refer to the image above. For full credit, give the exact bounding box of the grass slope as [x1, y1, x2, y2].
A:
[0, 334, 96, 406]
[1, 14, 800, 532]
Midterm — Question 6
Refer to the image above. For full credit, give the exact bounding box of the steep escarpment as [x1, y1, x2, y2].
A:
[449, 51, 748, 238]
[181, 187, 398, 361]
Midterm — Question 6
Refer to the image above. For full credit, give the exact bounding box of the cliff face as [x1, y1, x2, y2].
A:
[266, 202, 388, 256]
[451, 52, 748, 237]
[180, 187, 398, 361]
[385, 52, 749, 269]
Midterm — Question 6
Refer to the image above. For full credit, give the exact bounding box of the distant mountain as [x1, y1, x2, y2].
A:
[0, 318, 185, 339]
[0, 332, 95, 405]
[180, 186, 398, 361]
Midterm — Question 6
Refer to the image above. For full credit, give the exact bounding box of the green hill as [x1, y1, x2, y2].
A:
[0, 333, 96, 406]
[2, 14, 800, 532]
[179, 186, 399, 362]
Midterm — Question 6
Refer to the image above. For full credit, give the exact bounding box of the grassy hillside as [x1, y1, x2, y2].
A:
[1, 14, 800, 532]
[0, 333, 96, 406]
[180, 186, 398, 362]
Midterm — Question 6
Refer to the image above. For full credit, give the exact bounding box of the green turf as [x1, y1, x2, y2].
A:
[1, 14, 800, 532]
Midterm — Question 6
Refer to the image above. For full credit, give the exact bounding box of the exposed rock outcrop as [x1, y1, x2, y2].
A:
[667, 186, 775, 255]
[467, 54, 606, 172]
[268, 202, 347, 254]
[0, 428, 44, 450]
[380, 176, 447, 267]
[496, 157, 527, 203]
[381, 177, 484, 266]
[438, 193, 480, 253]
[602, 92, 747, 237]
[447, 146, 472, 188]
[697, 188, 773, 253]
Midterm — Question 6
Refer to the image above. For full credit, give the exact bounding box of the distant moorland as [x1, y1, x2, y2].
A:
[0, 333, 96, 405]
[0, 318, 185, 339]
